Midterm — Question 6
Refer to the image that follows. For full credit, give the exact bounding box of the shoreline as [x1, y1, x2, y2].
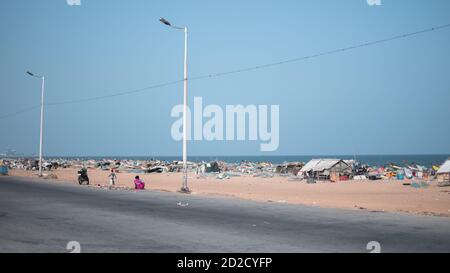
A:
[2, 154, 449, 166]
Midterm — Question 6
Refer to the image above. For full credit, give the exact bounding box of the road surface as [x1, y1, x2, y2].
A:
[1, 176, 449, 252]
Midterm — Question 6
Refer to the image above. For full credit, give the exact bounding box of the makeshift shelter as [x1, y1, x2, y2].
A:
[204, 161, 220, 173]
[300, 159, 351, 180]
[437, 159, 450, 182]
[275, 162, 304, 175]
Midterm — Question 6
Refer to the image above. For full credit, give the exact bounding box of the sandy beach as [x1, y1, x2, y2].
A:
[9, 168, 450, 217]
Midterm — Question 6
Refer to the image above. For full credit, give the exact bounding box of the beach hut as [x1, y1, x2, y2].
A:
[436, 159, 450, 182]
[300, 159, 351, 180]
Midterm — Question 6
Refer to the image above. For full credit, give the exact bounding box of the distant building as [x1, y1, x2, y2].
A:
[300, 159, 351, 181]
[437, 159, 450, 182]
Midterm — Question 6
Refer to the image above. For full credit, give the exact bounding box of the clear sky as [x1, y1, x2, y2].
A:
[1, 0, 449, 157]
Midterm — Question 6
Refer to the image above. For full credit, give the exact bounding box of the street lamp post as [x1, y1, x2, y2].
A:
[26, 71, 45, 177]
[159, 18, 190, 193]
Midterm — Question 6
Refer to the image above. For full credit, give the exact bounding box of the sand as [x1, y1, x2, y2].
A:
[8, 168, 450, 217]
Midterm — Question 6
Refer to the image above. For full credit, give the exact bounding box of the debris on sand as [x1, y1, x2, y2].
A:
[216, 173, 230, 180]
[411, 181, 429, 189]
[42, 173, 58, 180]
[354, 205, 367, 210]
[2, 156, 450, 187]
[438, 181, 450, 187]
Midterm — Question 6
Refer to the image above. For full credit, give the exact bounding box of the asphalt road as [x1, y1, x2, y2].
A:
[1, 176, 449, 253]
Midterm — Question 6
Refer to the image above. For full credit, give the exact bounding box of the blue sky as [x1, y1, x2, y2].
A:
[1, 0, 449, 156]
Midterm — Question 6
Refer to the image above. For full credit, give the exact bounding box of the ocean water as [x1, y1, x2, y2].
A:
[52, 155, 450, 167]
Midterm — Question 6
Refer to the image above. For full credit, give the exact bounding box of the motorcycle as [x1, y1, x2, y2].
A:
[77, 168, 89, 185]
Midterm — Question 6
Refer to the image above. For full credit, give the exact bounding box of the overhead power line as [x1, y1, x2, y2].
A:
[0, 105, 40, 120]
[1, 22, 449, 119]
[51, 22, 450, 105]
[45, 79, 184, 106]
[190, 23, 450, 80]
[0, 80, 184, 120]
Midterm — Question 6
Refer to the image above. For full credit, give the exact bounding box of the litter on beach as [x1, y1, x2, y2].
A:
[2, 156, 449, 186]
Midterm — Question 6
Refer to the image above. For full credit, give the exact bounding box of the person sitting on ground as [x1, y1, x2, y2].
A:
[134, 176, 145, 190]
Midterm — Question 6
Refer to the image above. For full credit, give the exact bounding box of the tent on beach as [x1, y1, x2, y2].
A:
[437, 159, 450, 182]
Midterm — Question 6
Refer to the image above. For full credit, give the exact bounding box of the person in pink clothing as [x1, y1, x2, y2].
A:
[134, 176, 145, 190]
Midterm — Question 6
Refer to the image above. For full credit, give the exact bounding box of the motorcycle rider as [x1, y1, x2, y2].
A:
[78, 167, 89, 185]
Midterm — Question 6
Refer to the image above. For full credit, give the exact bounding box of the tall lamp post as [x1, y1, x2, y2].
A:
[159, 18, 190, 193]
[26, 70, 45, 177]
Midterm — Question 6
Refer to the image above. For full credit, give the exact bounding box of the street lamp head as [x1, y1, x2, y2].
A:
[26, 70, 43, 78]
[159, 18, 172, 26]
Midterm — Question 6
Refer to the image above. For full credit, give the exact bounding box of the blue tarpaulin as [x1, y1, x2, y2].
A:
[0, 166, 8, 175]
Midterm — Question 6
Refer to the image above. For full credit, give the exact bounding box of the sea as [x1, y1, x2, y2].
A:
[42, 155, 450, 167]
